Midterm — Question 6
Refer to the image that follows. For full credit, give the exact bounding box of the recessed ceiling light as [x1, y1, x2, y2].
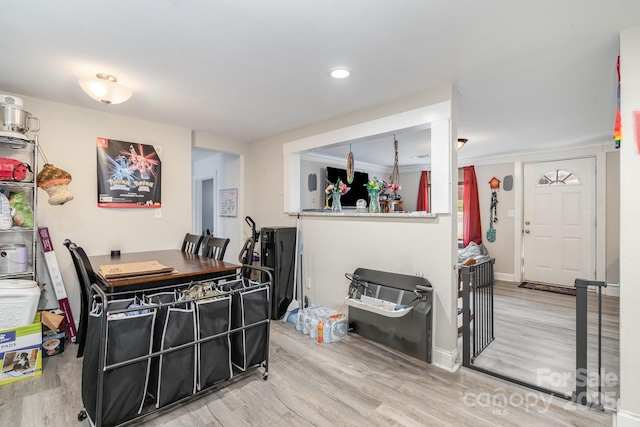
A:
[411, 154, 430, 159]
[329, 68, 351, 79]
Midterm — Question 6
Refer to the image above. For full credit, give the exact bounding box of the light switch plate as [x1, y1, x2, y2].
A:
[507, 209, 515, 218]
[155, 209, 162, 219]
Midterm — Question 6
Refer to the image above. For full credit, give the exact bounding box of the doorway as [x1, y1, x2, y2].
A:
[201, 178, 214, 236]
[523, 158, 596, 286]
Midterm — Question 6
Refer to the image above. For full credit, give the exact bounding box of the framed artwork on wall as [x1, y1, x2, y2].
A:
[219, 188, 237, 217]
[96, 137, 162, 208]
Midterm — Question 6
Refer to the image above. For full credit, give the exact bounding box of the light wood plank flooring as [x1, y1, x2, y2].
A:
[0, 319, 613, 426]
[467, 281, 619, 406]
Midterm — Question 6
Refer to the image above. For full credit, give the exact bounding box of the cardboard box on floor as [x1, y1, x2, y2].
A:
[41, 310, 66, 357]
[0, 312, 42, 386]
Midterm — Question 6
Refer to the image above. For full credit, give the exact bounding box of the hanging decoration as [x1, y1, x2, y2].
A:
[487, 191, 498, 242]
[36, 144, 74, 206]
[346, 144, 354, 184]
[388, 135, 402, 200]
[486, 177, 499, 242]
[489, 176, 501, 190]
[614, 56, 622, 149]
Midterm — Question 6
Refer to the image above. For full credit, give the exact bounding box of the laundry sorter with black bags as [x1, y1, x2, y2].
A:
[78, 267, 271, 427]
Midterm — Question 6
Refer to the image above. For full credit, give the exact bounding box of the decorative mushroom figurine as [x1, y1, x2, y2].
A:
[37, 163, 74, 205]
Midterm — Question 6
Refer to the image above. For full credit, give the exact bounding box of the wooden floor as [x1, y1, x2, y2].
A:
[467, 281, 619, 404]
[0, 319, 613, 426]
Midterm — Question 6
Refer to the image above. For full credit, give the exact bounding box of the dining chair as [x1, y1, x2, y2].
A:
[181, 233, 204, 254]
[63, 239, 98, 358]
[201, 236, 230, 261]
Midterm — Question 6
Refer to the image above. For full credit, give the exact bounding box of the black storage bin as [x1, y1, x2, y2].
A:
[196, 295, 232, 389]
[230, 286, 269, 371]
[82, 302, 156, 427]
[155, 305, 197, 407]
[143, 292, 177, 402]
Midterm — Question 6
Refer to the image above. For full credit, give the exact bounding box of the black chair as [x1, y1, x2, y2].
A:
[181, 233, 204, 254]
[63, 239, 97, 358]
[201, 236, 230, 261]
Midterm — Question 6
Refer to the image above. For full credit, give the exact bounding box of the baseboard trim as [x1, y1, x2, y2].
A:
[494, 272, 514, 282]
[586, 283, 620, 297]
[432, 346, 460, 372]
[606, 283, 620, 297]
[617, 410, 640, 427]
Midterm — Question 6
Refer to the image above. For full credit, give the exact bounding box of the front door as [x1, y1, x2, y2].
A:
[523, 158, 595, 286]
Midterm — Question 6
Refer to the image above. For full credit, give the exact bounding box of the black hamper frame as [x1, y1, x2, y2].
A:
[80, 266, 272, 427]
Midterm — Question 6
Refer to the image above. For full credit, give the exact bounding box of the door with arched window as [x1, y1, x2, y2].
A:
[523, 158, 595, 286]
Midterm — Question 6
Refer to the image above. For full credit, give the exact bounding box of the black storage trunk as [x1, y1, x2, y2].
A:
[260, 226, 296, 320]
[347, 268, 433, 364]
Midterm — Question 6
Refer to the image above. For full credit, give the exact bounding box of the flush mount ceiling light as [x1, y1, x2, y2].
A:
[457, 138, 468, 150]
[78, 73, 132, 105]
[329, 68, 351, 79]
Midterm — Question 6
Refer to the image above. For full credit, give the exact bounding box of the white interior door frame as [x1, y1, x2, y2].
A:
[522, 156, 597, 286]
[192, 172, 217, 236]
[514, 153, 607, 285]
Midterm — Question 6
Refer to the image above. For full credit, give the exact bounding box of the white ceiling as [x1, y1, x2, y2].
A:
[3, 1, 639, 165]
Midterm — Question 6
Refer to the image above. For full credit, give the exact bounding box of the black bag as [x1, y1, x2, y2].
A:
[155, 305, 197, 407]
[196, 295, 232, 389]
[230, 285, 269, 371]
[82, 300, 155, 427]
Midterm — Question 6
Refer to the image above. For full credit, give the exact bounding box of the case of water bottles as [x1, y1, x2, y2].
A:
[295, 306, 347, 344]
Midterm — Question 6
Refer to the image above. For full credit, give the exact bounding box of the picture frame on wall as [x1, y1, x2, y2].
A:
[219, 188, 237, 217]
[96, 137, 162, 208]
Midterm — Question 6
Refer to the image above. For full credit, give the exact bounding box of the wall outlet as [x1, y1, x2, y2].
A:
[415, 271, 423, 277]
[155, 209, 162, 219]
[305, 278, 311, 289]
[507, 209, 515, 218]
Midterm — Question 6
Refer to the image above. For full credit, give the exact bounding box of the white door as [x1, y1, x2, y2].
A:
[523, 158, 595, 286]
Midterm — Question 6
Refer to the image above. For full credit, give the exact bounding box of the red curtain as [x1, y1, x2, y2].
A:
[463, 166, 482, 247]
[416, 171, 429, 212]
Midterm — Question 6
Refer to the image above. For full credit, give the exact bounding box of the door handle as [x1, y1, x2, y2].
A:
[524, 229, 530, 234]
[525, 221, 530, 225]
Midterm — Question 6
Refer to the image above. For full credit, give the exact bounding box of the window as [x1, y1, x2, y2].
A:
[536, 169, 580, 186]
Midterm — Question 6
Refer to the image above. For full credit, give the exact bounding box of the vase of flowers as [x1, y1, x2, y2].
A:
[386, 182, 402, 200]
[325, 177, 350, 212]
[365, 177, 386, 213]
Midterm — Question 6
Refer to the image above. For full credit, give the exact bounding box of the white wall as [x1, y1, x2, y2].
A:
[398, 170, 421, 211]
[618, 26, 640, 425]
[11, 93, 192, 325]
[606, 151, 620, 284]
[192, 131, 252, 244]
[192, 152, 242, 262]
[250, 85, 461, 370]
[474, 163, 516, 280]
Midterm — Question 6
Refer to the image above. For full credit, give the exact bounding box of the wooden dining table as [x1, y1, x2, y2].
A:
[89, 249, 241, 292]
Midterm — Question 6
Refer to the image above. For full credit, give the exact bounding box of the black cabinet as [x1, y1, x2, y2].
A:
[260, 226, 296, 320]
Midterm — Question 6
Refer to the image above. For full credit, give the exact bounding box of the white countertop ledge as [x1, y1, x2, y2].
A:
[287, 211, 438, 218]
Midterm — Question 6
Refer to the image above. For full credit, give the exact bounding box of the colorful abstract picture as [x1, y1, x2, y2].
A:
[96, 138, 162, 208]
